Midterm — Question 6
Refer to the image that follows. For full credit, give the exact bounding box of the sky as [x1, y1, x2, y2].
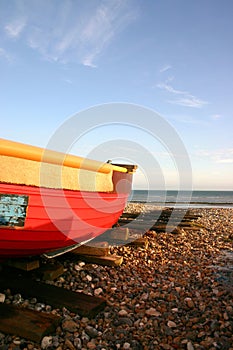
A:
[0, 0, 233, 190]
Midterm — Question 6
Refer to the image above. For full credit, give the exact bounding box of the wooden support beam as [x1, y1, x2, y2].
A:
[5, 258, 40, 271]
[0, 303, 61, 343]
[117, 221, 157, 231]
[107, 228, 129, 241]
[97, 228, 129, 241]
[77, 254, 123, 266]
[120, 211, 200, 221]
[0, 272, 106, 318]
[117, 221, 204, 233]
[72, 241, 109, 256]
[36, 262, 64, 281]
[127, 237, 149, 249]
[179, 226, 202, 231]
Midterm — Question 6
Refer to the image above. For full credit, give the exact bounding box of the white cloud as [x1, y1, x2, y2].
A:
[157, 82, 185, 95]
[194, 148, 233, 164]
[170, 96, 208, 108]
[157, 82, 208, 108]
[63, 78, 73, 84]
[0, 47, 12, 62]
[216, 158, 233, 164]
[5, 18, 26, 38]
[159, 64, 172, 73]
[5, 0, 138, 67]
[194, 149, 212, 157]
[211, 114, 222, 120]
[82, 54, 97, 68]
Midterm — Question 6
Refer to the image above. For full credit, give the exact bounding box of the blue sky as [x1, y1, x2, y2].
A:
[0, 0, 232, 190]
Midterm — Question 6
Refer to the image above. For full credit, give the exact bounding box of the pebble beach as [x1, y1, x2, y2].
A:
[0, 205, 233, 350]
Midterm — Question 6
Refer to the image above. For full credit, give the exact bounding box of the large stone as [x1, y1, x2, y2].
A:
[0, 294, 5, 303]
[118, 309, 128, 317]
[167, 320, 177, 328]
[145, 308, 161, 317]
[62, 320, 78, 332]
[64, 338, 76, 350]
[41, 336, 52, 349]
[85, 326, 98, 338]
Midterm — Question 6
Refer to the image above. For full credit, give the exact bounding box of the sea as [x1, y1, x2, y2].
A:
[129, 190, 233, 208]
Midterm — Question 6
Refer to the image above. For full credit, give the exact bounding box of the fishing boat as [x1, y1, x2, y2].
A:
[0, 138, 137, 258]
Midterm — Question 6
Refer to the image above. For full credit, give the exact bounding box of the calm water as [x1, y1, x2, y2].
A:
[129, 190, 233, 208]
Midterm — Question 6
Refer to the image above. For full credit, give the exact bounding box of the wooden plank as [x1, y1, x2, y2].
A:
[117, 221, 159, 231]
[0, 273, 106, 318]
[97, 228, 129, 241]
[0, 303, 61, 343]
[120, 212, 200, 221]
[180, 226, 202, 231]
[127, 237, 149, 249]
[72, 241, 109, 256]
[147, 224, 177, 232]
[78, 254, 123, 266]
[6, 258, 40, 271]
[119, 221, 201, 232]
[36, 262, 64, 281]
[107, 237, 148, 248]
[107, 228, 129, 241]
[118, 216, 200, 226]
[153, 222, 205, 230]
[120, 212, 142, 219]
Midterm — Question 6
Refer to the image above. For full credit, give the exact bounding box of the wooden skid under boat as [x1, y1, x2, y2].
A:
[0, 138, 137, 258]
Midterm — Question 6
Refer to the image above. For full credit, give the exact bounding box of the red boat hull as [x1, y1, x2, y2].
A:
[0, 182, 129, 258]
